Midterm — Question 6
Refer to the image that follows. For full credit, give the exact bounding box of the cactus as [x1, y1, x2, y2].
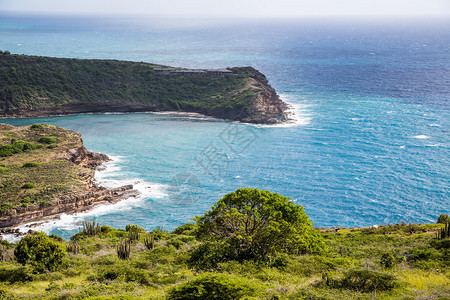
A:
[0, 244, 13, 262]
[117, 239, 131, 259]
[436, 221, 449, 240]
[128, 228, 140, 242]
[144, 232, 154, 250]
[67, 241, 80, 254]
[82, 220, 100, 236]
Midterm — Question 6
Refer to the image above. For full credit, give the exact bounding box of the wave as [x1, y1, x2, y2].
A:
[252, 94, 312, 128]
[3, 156, 168, 242]
[412, 135, 430, 139]
[149, 111, 221, 122]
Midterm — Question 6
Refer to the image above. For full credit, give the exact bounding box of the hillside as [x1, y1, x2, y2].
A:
[0, 123, 137, 228]
[0, 53, 289, 124]
[0, 220, 448, 299]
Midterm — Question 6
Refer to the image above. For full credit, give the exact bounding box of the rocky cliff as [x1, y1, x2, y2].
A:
[0, 123, 139, 228]
[0, 53, 290, 124]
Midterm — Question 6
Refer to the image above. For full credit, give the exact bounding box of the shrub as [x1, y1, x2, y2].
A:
[22, 162, 42, 168]
[0, 166, 10, 173]
[437, 214, 449, 224]
[0, 266, 34, 283]
[22, 183, 35, 189]
[380, 252, 396, 268]
[0, 140, 38, 157]
[167, 273, 260, 300]
[324, 270, 398, 293]
[30, 124, 45, 129]
[100, 225, 113, 233]
[49, 234, 64, 242]
[430, 239, 450, 250]
[188, 241, 233, 270]
[172, 223, 198, 235]
[194, 188, 326, 262]
[152, 227, 169, 241]
[14, 231, 67, 273]
[126, 224, 145, 241]
[0, 145, 14, 157]
[38, 136, 58, 144]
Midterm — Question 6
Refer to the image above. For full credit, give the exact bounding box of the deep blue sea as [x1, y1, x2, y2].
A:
[0, 14, 449, 239]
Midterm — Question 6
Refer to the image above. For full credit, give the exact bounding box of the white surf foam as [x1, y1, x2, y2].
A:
[252, 94, 312, 128]
[2, 156, 168, 242]
[412, 135, 430, 139]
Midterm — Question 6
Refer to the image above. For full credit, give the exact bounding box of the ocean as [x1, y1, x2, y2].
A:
[0, 14, 449, 240]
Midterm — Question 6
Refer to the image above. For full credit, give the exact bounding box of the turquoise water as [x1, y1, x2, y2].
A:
[0, 14, 449, 239]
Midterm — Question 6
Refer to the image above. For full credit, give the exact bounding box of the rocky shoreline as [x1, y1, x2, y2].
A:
[0, 184, 138, 230]
[0, 127, 140, 233]
[0, 86, 290, 125]
[0, 53, 290, 125]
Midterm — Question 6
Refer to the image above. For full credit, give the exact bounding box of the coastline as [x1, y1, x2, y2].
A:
[0, 128, 140, 237]
[0, 54, 291, 125]
[0, 108, 295, 125]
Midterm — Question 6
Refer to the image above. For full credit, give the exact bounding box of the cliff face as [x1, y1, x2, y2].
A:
[0, 54, 289, 124]
[237, 68, 289, 124]
[0, 124, 138, 228]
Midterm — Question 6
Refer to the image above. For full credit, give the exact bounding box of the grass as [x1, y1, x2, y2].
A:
[0, 222, 448, 299]
[0, 123, 94, 214]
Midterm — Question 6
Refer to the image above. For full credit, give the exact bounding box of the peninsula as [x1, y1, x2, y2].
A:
[0, 52, 289, 124]
[0, 123, 138, 228]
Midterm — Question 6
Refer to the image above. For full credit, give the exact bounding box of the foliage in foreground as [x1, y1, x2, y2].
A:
[193, 188, 326, 267]
[14, 231, 67, 273]
[0, 193, 448, 299]
[167, 273, 260, 300]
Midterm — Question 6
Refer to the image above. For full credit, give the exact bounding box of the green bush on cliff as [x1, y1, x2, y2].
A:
[14, 231, 67, 273]
[192, 188, 326, 267]
[0, 139, 37, 157]
[21, 183, 35, 189]
[22, 162, 41, 168]
[38, 136, 58, 144]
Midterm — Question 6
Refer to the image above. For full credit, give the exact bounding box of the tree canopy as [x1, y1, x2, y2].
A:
[194, 188, 326, 263]
[14, 231, 67, 273]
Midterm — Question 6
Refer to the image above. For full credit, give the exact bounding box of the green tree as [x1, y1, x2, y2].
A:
[194, 188, 326, 262]
[14, 231, 67, 273]
[437, 214, 449, 224]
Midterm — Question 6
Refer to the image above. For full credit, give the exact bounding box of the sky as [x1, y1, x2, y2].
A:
[1, 0, 449, 17]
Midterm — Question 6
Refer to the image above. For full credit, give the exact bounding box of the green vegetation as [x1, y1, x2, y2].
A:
[37, 136, 59, 144]
[22, 162, 42, 168]
[0, 189, 448, 299]
[0, 123, 94, 215]
[14, 232, 67, 273]
[437, 214, 449, 224]
[0, 139, 37, 157]
[21, 183, 35, 189]
[192, 188, 326, 269]
[0, 53, 273, 121]
[167, 273, 261, 300]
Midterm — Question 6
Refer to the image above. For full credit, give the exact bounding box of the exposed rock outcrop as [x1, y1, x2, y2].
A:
[0, 124, 140, 229]
[0, 54, 290, 124]
[0, 185, 137, 228]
